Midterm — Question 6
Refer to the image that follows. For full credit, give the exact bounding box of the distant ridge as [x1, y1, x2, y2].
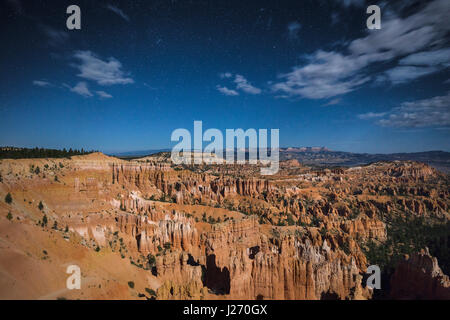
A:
[109, 148, 171, 158]
[108, 147, 450, 173]
[280, 149, 450, 173]
[282, 147, 331, 152]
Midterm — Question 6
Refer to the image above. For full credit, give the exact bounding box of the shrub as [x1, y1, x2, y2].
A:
[5, 192, 12, 204]
[147, 254, 156, 266]
[341, 241, 351, 255]
[127, 281, 135, 289]
[42, 215, 48, 227]
[145, 288, 157, 296]
[286, 214, 295, 226]
[277, 220, 286, 226]
[38, 201, 44, 211]
[207, 216, 216, 224]
[319, 227, 327, 237]
[163, 242, 171, 250]
[6, 212, 13, 221]
[309, 215, 320, 227]
[95, 246, 100, 252]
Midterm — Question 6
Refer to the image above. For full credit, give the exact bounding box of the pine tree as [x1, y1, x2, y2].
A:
[5, 193, 12, 204]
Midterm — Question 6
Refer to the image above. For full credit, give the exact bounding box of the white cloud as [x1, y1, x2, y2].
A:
[272, 0, 450, 99]
[217, 73, 261, 95]
[384, 66, 438, 84]
[70, 81, 93, 97]
[287, 21, 301, 40]
[234, 74, 261, 95]
[106, 4, 129, 22]
[361, 92, 450, 128]
[72, 51, 134, 86]
[33, 80, 52, 87]
[220, 72, 232, 79]
[323, 98, 342, 106]
[272, 50, 370, 99]
[96, 91, 113, 99]
[357, 112, 387, 120]
[379, 47, 450, 84]
[399, 48, 450, 67]
[216, 85, 239, 96]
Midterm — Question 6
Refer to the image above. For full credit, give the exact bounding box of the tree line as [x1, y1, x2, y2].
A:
[0, 147, 97, 159]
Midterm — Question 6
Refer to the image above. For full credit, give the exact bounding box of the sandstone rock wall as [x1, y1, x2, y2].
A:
[390, 248, 450, 300]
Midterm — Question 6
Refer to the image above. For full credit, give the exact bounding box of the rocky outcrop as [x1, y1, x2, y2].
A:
[116, 212, 200, 255]
[155, 251, 208, 300]
[340, 216, 386, 241]
[112, 164, 273, 204]
[390, 248, 450, 300]
[206, 218, 371, 300]
[150, 216, 371, 300]
[385, 162, 437, 180]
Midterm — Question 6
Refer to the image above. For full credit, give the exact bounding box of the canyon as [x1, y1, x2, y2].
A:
[0, 152, 448, 299]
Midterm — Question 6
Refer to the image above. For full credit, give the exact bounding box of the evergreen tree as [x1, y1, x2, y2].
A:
[5, 193, 12, 204]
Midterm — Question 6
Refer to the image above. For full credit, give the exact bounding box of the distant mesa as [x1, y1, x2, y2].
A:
[280, 159, 302, 168]
[283, 147, 331, 152]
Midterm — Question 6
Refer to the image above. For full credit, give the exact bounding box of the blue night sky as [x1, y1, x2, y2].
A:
[1, 0, 449, 154]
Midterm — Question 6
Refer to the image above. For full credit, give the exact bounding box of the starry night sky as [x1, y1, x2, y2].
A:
[1, 0, 449, 153]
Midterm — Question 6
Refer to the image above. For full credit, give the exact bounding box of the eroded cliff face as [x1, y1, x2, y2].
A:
[112, 162, 273, 205]
[116, 211, 201, 255]
[201, 218, 370, 300]
[0, 154, 448, 300]
[113, 212, 372, 300]
[390, 249, 450, 300]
